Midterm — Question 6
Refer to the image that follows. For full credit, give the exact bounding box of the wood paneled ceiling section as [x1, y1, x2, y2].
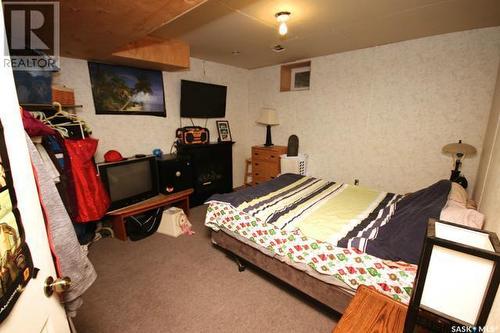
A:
[59, 0, 206, 69]
[150, 0, 500, 69]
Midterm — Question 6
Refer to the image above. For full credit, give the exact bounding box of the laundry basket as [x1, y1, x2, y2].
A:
[280, 154, 308, 176]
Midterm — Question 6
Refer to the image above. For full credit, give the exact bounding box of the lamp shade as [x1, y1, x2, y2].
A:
[442, 141, 477, 156]
[404, 218, 499, 332]
[257, 107, 279, 125]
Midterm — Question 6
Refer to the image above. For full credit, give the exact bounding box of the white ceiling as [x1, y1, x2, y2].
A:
[150, 0, 500, 69]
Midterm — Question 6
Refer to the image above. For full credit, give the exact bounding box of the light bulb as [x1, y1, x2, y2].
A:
[275, 11, 290, 36]
[278, 22, 288, 35]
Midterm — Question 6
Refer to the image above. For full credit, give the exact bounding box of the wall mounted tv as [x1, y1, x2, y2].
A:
[180, 80, 227, 118]
[97, 156, 159, 210]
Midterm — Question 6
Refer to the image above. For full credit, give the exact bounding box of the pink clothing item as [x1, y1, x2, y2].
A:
[440, 200, 484, 229]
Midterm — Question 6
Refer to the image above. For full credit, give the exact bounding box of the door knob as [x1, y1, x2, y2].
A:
[44, 276, 71, 297]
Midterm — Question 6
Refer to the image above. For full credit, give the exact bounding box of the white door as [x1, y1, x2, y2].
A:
[0, 5, 70, 333]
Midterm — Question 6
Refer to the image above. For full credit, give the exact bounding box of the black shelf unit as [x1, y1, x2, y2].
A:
[177, 142, 234, 207]
[21, 103, 83, 111]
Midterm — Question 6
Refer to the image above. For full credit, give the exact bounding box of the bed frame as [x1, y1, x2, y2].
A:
[211, 229, 354, 314]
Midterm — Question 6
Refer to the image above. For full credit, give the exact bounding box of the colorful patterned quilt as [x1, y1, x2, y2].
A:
[206, 174, 451, 303]
[205, 201, 416, 303]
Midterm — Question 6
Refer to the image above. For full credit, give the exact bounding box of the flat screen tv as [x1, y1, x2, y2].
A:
[97, 156, 159, 210]
[180, 80, 227, 118]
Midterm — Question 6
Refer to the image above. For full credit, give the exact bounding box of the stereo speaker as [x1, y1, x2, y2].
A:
[157, 154, 193, 194]
[176, 126, 209, 145]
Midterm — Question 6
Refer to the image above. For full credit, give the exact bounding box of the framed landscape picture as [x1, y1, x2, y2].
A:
[88, 62, 166, 117]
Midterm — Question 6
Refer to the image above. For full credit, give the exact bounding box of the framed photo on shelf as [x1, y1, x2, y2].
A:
[216, 120, 232, 142]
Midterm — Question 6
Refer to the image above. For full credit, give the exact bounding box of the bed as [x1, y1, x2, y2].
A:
[204, 174, 456, 314]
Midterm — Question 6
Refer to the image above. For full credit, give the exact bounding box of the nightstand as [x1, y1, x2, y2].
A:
[251, 145, 287, 185]
[333, 285, 407, 333]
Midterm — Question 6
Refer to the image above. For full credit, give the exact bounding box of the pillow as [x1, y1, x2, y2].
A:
[440, 201, 484, 229]
[447, 182, 468, 207]
[466, 199, 478, 210]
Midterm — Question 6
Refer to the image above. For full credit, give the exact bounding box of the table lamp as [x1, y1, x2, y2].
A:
[442, 140, 476, 189]
[257, 107, 279, 146]
[404, 218, 499, 332]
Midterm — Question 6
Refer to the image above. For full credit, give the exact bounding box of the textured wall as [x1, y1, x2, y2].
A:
[55, 27, 500, 195]
[248, 27, 500, 194]
[473, 51, 500, 329]
[54, 57, 250, 187]
[474, 63, 500, 234]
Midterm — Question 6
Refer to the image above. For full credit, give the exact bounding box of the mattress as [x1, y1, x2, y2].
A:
[215, 225, 354, 293]
[205, 174, 451, 304]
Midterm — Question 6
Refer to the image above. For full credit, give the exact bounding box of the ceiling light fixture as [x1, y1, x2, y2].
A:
[275, 11, 291, 36]
[271, 44, 285, 53]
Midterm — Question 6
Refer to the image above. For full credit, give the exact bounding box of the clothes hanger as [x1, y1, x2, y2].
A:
[46, 102, 77, 121]
[48, 102, 88, 139]
[29, 110, 69, 137]
[30, 103, 84, 138]
[29, 102, 91, 139]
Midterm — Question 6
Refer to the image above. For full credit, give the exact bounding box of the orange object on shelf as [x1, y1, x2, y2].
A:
[52, 85, 75, 105]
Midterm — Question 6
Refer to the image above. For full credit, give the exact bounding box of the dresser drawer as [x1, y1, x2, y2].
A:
[252, 161, 279, 178]
[251, 145, 286, 186]
[252, 149, 281, 162]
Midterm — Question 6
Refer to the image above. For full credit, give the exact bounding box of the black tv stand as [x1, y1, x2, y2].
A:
[176, 142, 234, 206]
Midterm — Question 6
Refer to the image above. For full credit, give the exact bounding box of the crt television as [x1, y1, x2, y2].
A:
[97, 156, 159, 210]
[180, 80, 227, 118]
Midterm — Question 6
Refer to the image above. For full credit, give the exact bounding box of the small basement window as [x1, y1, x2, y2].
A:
[291, 66, 310, 91]
[280, 60, 311, 92]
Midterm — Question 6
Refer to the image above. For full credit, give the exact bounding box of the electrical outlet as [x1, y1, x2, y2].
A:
[354, 179, 359, 186]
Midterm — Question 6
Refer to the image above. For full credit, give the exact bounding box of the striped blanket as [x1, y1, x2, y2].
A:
[258, 179, 394, 245]
[208, 174, 451, 264]
[210, 174, 401, 249]
[206, 174, 451, 303]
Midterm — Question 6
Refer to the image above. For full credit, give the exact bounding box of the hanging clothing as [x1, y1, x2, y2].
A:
[22, 109, 80, 220]
[27, 134, 96, 317]
[34, 142, 60, 183]
[21, 108, 56, 136]
[42, 135, 79, 221]
[27, 103, 91, 140]
[64, 138, 110, 223]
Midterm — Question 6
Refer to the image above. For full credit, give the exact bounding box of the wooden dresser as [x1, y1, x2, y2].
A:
[251, 145, 287, 185]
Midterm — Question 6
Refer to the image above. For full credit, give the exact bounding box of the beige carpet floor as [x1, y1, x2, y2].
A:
[73, 205, 339, 333]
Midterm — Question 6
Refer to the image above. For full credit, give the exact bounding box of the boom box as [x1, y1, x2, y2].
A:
[176, 126, 209, 145]
[156, 154, 193, 194]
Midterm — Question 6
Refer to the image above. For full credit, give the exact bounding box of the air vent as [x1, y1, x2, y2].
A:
[272, 44, 285, 53]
